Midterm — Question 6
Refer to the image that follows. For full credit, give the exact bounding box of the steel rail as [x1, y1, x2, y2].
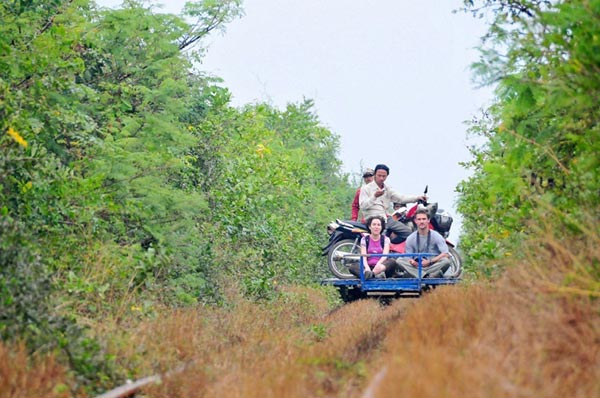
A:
[95, 363, 190, 398]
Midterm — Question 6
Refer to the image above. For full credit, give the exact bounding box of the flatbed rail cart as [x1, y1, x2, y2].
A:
[321, 252, 460, 302]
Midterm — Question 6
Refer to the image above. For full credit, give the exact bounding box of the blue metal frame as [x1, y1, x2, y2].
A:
[321, 252, 460, 293]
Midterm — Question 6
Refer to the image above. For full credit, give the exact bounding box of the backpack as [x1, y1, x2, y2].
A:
[364, 235, 385, 252]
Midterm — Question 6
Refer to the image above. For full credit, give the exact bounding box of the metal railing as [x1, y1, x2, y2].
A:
[357, 252, 434, 281]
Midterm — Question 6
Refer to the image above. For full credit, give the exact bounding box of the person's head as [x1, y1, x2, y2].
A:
[365, 215, 386, 235]
[373, 164, 389, 187]
[413, 208, 430, 231]
[362, 168, 374, 184]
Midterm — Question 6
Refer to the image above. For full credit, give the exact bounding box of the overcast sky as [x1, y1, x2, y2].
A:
[98, 0, 494, 242]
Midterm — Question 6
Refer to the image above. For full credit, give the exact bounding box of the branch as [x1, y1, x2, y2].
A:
[506, 129, 570, 175]
[177, 13, 221, 51]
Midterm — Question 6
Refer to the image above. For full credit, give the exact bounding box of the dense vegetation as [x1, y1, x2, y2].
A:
[1, 0, 353, 391]
[1, 0, 598, 396]
[457, 0, 599, 282]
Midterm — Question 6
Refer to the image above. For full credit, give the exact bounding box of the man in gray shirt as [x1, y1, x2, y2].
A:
[396, 208, 452, 278]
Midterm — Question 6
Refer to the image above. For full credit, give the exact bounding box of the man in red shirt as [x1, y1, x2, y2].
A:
[351, 168, 374, 222]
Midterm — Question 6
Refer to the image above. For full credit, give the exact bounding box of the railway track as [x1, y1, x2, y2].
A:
[94, 298, 414, 398]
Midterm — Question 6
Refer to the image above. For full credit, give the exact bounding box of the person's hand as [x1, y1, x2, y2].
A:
[375, 188, 385, 197]
[418, 195, 427, 202]
[411, 258, 431, 267]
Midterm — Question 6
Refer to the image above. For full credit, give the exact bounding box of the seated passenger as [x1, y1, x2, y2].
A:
[349, 216, 395, 279]
[395, 208, 451, 278]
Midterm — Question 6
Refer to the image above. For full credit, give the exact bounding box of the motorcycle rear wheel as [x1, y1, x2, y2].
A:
[327, 238, 361, 279]
[445, 247, 463, 278]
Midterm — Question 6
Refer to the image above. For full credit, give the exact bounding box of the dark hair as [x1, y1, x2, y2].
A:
[365, 215, 386, 232]
[374, 164, 390, 175]
[414, 208, 430, 218]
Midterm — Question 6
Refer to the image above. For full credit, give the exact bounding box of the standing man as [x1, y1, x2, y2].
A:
[395, 208, 451, 278]
[351, 168, 374, 222]
[359, 164, 426, 220]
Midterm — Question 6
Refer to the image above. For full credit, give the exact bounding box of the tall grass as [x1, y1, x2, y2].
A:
[2, 216, 598, 397]
[116, 285, 415, 397]
[369, 214, 599, 398]
[0, 342, 70, 398]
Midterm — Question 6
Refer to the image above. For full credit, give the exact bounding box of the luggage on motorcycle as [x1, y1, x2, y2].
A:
[433, 210, 453, 237]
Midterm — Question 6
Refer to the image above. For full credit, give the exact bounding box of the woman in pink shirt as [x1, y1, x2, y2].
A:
[349, 215, 392, 279]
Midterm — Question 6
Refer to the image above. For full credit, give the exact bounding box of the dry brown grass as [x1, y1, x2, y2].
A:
[129, 285, 416, 398]
[367, 217, 600, 398]
[0, 342, 70, 398]
[134, 218, 598, 398]
[367, 283, 598, 398]
[2, 218, 598, 398]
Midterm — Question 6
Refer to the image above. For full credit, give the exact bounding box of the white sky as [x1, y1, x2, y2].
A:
[98, 0, 494, 243]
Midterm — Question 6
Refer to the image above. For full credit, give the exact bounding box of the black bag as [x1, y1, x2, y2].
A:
[434, 213, 453, 234]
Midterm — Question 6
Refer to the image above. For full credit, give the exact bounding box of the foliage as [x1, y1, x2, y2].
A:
[0, 342, 71, 398]
[2, 3, 599, 395]
[3, 218, 599, 397]
[179, 0, 244, 51]
[192, 100, 348, 300]
[1, 0, 354, 390]
[457, 0, 600, 276]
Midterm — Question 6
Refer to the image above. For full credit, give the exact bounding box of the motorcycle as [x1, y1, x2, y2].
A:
[323, 186, 462, 279]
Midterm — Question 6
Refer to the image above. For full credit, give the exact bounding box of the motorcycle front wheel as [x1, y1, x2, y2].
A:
[445, 247, 463, 278]
[327, 238, 361, 279]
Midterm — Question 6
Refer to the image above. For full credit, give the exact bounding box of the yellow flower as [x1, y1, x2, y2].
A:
[256, 143, 271, 158]
[7, 127, 28, 148]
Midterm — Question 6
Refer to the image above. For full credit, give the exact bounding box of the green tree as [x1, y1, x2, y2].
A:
[457, 0, 600, 276]
[0, 0, 245, 388]
[182, 99, 350, 301]
[1, 0, 356, 389]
